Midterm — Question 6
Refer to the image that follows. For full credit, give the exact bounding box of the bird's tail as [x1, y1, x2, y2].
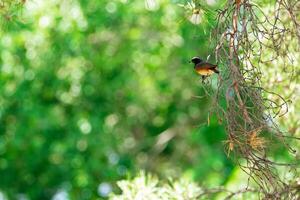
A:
[212, 66, 219, 74]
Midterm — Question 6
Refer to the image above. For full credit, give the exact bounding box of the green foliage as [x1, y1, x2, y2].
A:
[0, 0, 232, 199]
[0, 0, 298, 199]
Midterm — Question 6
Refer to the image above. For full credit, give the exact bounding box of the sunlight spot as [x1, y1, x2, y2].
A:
[108, 151, 119, 165]
[78, 118, 92, 134]
[52, 190, 69, 200]
[70, 6, 81, 19]
[70, 84, 81, 97]
[59, 92, 73, 104]
[105, 114, 119, 128]
[145, 0, 159, 11]
[106, 2, 117, 13]
[97, 182, 112, 197]
[1, 63, 12, 74]
[76, 139, 88, 152]
[39, 16, 51, 28]
[206, 0, 217, 6]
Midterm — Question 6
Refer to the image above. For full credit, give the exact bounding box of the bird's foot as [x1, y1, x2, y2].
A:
[201, 76, 210, 84]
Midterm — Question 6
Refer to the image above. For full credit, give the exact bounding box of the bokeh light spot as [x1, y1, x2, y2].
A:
[97, 182, 112, 197]
[77, 118, 92, 134]
[106, 2, 117, 13]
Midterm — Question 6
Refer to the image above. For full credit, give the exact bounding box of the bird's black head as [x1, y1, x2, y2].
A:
[190, 57, 203, 64]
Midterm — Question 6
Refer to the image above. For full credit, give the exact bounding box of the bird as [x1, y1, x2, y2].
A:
[190, 56, 219, 82]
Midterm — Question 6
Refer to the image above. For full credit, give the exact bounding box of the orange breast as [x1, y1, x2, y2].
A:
[195, 68, 214, 76]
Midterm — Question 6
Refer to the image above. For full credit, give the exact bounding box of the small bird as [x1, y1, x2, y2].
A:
[190, 56, 219, 82]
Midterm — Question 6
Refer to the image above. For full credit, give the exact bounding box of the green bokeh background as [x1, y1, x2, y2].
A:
[0, 0, 298, 199]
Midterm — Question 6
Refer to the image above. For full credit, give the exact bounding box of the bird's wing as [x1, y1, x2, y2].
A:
[195, 62, 217, 69]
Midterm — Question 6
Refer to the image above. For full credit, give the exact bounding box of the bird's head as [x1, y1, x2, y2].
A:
[190, 57, 203, 64]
